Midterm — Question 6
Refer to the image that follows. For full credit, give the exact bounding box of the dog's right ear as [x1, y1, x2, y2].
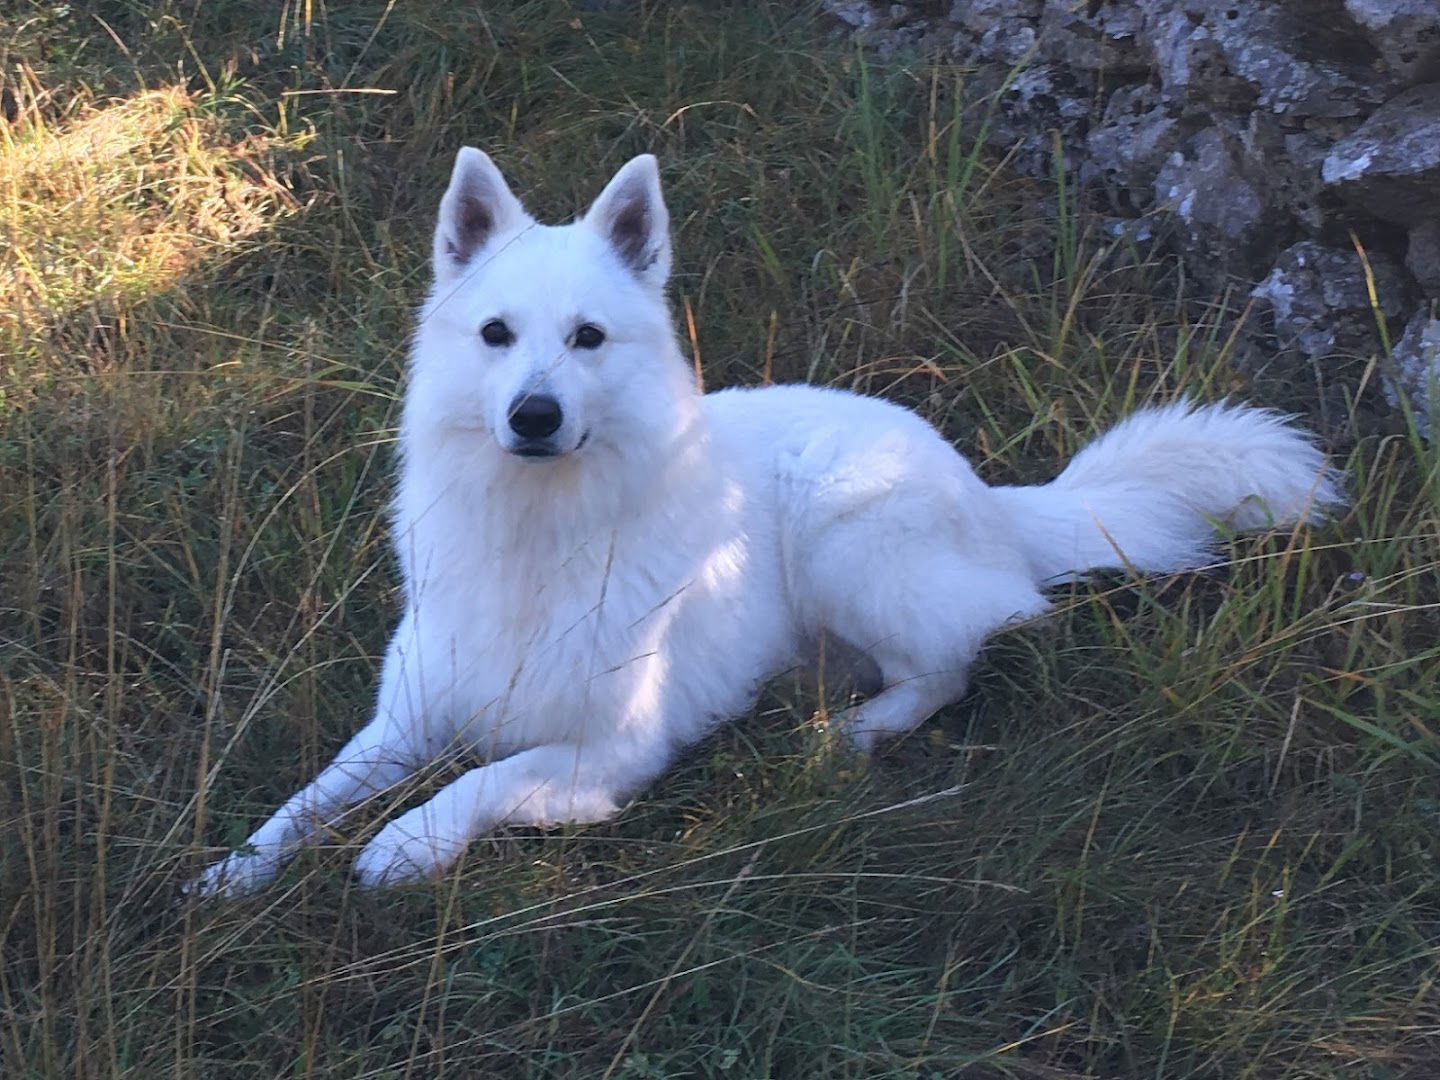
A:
[433, 147, 529, 281]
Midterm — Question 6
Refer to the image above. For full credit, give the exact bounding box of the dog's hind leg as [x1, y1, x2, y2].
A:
[352, 740, 659, 886]
[835, 664, 973, 753]
[778, 428, 1048, 752]
[823, 561, 1047, 753]
[797, 544, 1047, 753]
[795, 544, 1049, 754]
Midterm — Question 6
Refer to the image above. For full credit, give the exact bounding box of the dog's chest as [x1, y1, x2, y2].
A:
[407, 513, 743, 750]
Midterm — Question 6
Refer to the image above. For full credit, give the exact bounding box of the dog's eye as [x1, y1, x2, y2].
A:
[573, 324, 605, 350]
[480, 320, 514, 347]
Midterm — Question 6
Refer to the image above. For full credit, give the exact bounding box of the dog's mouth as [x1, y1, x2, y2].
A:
[509, 431, 589, 460]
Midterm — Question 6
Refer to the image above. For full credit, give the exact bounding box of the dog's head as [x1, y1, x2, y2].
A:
[410, 149, 691, 461]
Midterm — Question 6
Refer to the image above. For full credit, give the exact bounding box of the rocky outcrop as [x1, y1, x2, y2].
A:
[1252, 242, 1415, 359]
[1388, 312, 1440, 436]
[1322, 83, 1440, 227]
[825, 0, 1440, 430]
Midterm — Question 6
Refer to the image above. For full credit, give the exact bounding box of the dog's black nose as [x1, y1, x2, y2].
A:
[508, 394, 563, 440]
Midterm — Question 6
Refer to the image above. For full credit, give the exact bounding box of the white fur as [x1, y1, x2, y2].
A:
[190, 151, 1344, 895]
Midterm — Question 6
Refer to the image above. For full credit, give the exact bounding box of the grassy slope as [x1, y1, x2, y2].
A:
[3, 2, 1439, 1076]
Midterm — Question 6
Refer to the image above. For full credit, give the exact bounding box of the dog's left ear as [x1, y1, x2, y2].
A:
[584, 154, 671, 289]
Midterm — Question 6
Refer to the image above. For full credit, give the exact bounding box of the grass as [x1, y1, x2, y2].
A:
[3, 1, 1439, 1076]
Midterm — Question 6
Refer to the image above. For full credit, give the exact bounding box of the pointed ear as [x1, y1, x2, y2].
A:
[583, 154, 671, 288]
[433, 147, 529, 280]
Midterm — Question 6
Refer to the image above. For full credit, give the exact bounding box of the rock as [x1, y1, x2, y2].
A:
[1154, 125, 1288, 284]
[975, 64, 1093, 177]
[822, 0, 1440, 433]
[949, 0, 1042, 38]
[1278, 131, 1338, 234]
[1251, 241, 1415, 357]
[826, 0, 881, 28]
[1152, 9, 1257, 113]
[1407, 219, 1440, 297]
[1322, 83, 1440, 226]
[1385, 311, 1440, 435]
[974, 17, 1039, 66]
[1345, 0, 1440, 84]
[1038, 0, 1151, 74]
[1103, 216, 1158, 245]
[824, 1, 941, 58]
[1236, 114, 1335, 235]
[1085, 85, 1193, 213]
[1154, 1, 1386, 119]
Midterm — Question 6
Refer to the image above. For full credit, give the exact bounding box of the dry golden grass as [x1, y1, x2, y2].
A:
[1, 83, 304, 363]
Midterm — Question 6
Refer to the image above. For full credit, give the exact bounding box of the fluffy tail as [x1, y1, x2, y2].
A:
[992, 400, 1345, 583]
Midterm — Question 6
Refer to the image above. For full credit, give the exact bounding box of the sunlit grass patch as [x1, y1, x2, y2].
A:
[0, 83, 307, 367]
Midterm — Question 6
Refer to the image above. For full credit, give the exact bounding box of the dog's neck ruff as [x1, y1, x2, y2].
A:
[399, 393, 715, 568]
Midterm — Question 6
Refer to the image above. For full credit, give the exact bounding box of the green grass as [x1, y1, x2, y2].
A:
[3, 2, 1440, 1076]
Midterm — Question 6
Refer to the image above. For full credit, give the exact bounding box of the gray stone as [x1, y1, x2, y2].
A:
[1252, 241, 1415, 357]
[833, 3, 980, 61]
[1385, 311, 1440, 435]
[949, 0, 1042, 37]
[1038, 0, 1151, 74]
[1345, 0, 1440, 84]
[974, 18, 1039, 66]
[1236, 113, 1333, 234]
[1407, 219, 1440, 297]
[1322, 83, 1440, 226]
[824, 0, 1440, 433]
[1154, 125, 1286, 283]
[1164, 2, 1385, 118]
[976, 64, 1093, 177]
[1152, 9, 1257, 112]
[826, 0, 881, 28]
[1085, 85, 1192, 212]
[1102, 215, 1158, 245]
[1278, 131, 1337, 233]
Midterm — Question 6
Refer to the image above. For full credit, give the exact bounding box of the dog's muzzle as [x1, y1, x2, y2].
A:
[511, 441, 561, 459]
[506, 430, 589, 460]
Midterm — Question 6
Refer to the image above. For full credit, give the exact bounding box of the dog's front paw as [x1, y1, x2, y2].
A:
[352, 809, 468, 887]
[184, 850, 279, 899]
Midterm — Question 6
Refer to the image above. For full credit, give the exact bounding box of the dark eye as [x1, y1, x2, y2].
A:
[481, 320, 513, 346]
[573, 324, 605, 350]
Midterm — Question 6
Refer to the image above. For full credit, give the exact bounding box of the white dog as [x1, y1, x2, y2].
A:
[191, 150, 1342, 895]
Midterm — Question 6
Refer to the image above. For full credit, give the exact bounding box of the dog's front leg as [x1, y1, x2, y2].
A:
[187, 611, 462, 897]
[186, 715, 422, 897]
[188, 720, 420, 904]
[352, 740, 660, 886]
